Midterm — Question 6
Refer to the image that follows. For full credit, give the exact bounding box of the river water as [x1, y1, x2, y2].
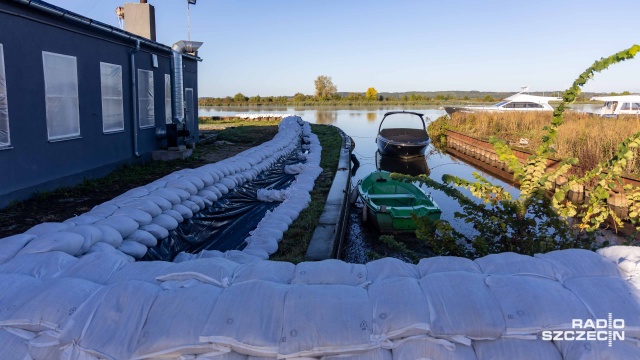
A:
[201, 105, 534, 262]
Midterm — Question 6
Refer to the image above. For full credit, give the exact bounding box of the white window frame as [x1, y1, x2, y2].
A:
[100, 62, 125, 133]
[42, 51, 80, 141]
[165, 74, 172, 124]
[0, 44, 9, 148]
[137, 69, 155, 129]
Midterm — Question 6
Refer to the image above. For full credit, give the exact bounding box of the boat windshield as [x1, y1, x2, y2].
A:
[494, 101, 509, 107]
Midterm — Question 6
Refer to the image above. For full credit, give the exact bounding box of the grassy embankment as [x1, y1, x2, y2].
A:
[428, 112, 640, 178]
[1, 120, 342, 264]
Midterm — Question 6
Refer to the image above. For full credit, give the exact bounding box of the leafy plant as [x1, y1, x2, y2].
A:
[398, 45, 640, 259]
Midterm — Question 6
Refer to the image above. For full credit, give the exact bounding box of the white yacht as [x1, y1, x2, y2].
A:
[444, 88, 561, 116]
[589, 95, 640, 117]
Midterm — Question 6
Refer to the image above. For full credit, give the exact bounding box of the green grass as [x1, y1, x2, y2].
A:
[270, 124, 342, 263]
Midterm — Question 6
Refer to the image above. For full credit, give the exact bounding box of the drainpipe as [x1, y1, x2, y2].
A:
[131, 39, 140, 157]
[170, 42, 185, 125]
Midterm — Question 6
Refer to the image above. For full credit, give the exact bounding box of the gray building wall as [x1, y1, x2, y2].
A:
[0, 1, 200, 208]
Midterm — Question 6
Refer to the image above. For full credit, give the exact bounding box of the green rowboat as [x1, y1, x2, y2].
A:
[357, 170, 441, 233]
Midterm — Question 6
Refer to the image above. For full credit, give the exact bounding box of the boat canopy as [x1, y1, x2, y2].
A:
[503, 93, 562, 103]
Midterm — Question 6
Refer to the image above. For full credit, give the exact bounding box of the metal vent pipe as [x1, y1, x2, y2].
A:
[170, 42, 185, 124]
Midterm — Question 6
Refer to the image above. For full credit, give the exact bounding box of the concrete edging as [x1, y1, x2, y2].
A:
[305, 128, 351, 261]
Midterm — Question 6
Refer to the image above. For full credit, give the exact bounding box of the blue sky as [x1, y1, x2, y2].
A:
[45, 0, 640, 97]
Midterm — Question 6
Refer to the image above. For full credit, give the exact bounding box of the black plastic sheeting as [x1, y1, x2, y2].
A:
[142, 151, 304, 261]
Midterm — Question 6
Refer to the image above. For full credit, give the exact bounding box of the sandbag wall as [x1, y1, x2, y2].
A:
[0, 116, 321, 263]
[0, 248, 639, 359]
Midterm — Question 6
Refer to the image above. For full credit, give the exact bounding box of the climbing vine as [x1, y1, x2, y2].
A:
[393, 45, 640, 259]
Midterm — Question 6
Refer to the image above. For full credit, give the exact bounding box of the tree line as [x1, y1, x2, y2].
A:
[198, 75, 630, 106]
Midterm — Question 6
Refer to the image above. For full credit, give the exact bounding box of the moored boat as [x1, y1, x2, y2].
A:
[357, 170, 441, 233]
[588, 95, 640, 117]
[444, 88, 560, 116]
[376, 111, 430, 158]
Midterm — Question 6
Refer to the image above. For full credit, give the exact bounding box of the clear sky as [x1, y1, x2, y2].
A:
[44, 0, 640, 97]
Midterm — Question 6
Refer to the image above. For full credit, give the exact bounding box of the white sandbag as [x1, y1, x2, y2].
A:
[417, 256, 482, 276]
[144, 195, 174, 211]
[131, 284, 226, 360]
[474, 252, 557, 278]
[140, 223, 170, 240]
[201, 280, 288, 357]
[162, 186, 192, 201]
[94, 215, 140, 238]
[18, 231, 84, 256]
[564, 276, 640, 337]
[279, 285, 375, 358]
[63, 214, 102, 226]
[291, 260, 367, 286]
[473, 338, 562, 360]
[220, 178, 236, 190]
[182, 199, 201, 214]
[117, 187, 150, 199]
[106, 261, 176, 285]
[0, 234, 35, 264]
[195, 171, 216, 186]
[181, 175, 206, 191]
[125, 229, 158, 247]
[257, 189, 288, 202]
[250, 227, 283, 244]
[151, 213, 180, 231]
[485, 275, 592, 335]
[117, 240, 149, 259]
[94, 224, 124, 248]
[597, 245, 640, 276]
[189, 195, 207, 210]
[222, 250, 261, 265]
[554, 339, 640, 359]
[67, 225, 103, 255]
[172, 203, 194, 220]
[167, 179, 199, 195]
[198, 190, 219, 204]
[322, 348, 392, 360]
[0, 274, 42, 303]
[534, 249, 621, 281]
[113, 207, 153, 226]
[162, 209, 185, 224]
[368, 278, 430, 341]
[284, 164, 305, 175]
[244, 237, 278, 255]
[420, 272, 505, 340]
[213, 183, 230, 195]
[365, 257, 419, 282]
[232, 260, 295, 284]
[170, 258, 240, 283]
[202, 184, 223, 199]
[0, 277, 101, 332]
[150, 188, 183, 205]
[53, 251, 129, 284]
[0, 328, 31, 360]
[28, 331, 66, 360]
[118, 199, 163, 217]
[142, 179, 167, 191]
[242, 247, 269, 260]
[0, 252, 77, 278]
[58, 281, 162, 360]
[25, 222, 70, 236]
[391, 337, 477, 360]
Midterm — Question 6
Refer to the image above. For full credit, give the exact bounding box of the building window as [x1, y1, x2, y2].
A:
[0, 44, 9, 147]
[100, 62, 124, 133]
[43, 51, 80, 141]
[137, 69, 154, 128]
[165, 74, 172, 124]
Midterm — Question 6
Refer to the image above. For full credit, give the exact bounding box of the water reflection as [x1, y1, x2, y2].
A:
[376, 151, 430, 176]
[315, 109, 338, 124]
[366, 112, 377, 122]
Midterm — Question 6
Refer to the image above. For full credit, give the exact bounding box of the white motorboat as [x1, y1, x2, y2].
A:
[444, 88, 560, 116]
[588, 95, 640, 117]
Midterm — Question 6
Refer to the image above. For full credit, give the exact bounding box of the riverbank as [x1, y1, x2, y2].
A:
[0, 120, 342, 261]
[429, 112, 640, 178]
